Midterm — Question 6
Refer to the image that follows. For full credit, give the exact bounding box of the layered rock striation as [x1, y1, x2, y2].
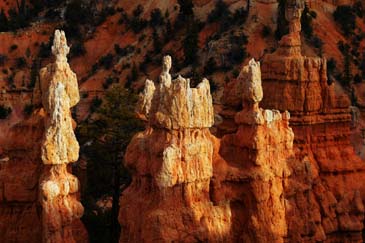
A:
[0, 110, 44, 242]
[119, 57, 295, 242]
[258, 0, 365, 241]
[212, 59, 294, 242]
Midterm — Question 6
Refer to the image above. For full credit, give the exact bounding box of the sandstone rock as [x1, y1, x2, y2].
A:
[38, 30, 86, 243]
[0, 111, 44, 243]
[214, 60, 294, 243]
[257, 3, 365, 240]
[139, 55, 214, 130]
[40, 30, 80, 165]
[120, 57, 295, 243]
[120, 57, 232, 242]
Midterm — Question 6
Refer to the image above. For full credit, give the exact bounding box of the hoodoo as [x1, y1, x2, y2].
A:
[38, 30, 85, 243]
[260, 0, 365, 241]
[119, 56, 295, 242]
[119, 56, 231, 242]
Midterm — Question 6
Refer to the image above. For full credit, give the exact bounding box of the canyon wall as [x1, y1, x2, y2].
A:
[260, 1, 365, 241]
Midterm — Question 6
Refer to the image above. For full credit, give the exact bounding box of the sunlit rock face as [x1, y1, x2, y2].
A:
[120, 56, 232, 242]
[0, 30, 86, 243]
[212, 59, 294, 243]
[119, 57, 295, 242]
[38, 30, 86, 243]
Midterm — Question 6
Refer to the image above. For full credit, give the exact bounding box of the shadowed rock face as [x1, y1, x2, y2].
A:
[38, 30, 86, 243]
[119, 57, 295, 242]
[217, 1, 365, 240]
[0, 112, 44, 242]
[259, 2, 365, 241]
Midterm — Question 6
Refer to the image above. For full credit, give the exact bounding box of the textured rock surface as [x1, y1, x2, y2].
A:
[0, 31, 86, 243]
[260, 1, 364, 241]
[0, 110, 44, 242]
[119, 57, 295, 242]
[38, 30, 85, 243]
[119, 57, 231, 242]
[212, 59, 294, 243]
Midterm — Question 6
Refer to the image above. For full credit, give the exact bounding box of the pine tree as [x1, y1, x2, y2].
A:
[0, 9, 8, 32]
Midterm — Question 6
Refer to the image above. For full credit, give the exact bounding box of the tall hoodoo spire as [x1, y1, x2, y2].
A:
[52, 29, 70, 63]
[38, 29, 85, 243]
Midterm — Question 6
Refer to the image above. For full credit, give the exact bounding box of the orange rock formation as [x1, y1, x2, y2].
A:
[260, 1, 365, 241]
[0, 30, 86, 243]
[119, 56, 295, 242]
[119, 56, 232, 242]
[38, 30, 85, 243]
[120, 1, 365, 241]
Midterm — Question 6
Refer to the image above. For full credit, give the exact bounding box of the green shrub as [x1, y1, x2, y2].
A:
[9, 44, 18, 52]
[150, 8, 164, 26]
[90, 96, 102, 112]
[99, 54, 114, 70]
[70, 41, 86, 57]
[0, 105, 12, 119]
[262, 25, 272, 37]
[333, 5, 356, 36]
[204, 57, 218, 75]
[16, 57, 27, 68]
[301, 5, 316, 39]
[0, 54, 7, 66]
[23, 104, 34, 116]
[275, 0, 289, 40]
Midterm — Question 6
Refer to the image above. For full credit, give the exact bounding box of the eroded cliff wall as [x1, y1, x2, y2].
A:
[261, 2, 365, 242]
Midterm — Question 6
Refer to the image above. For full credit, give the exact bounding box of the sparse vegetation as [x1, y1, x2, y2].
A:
[0, 54, 7, 66]
[16, 57, 27, 68]
[99, 54, 114, 70]
[9, 44, 18, 52]
[262, 25, 272, 38]
[183, 22, 199, 65]
[204, 57, 218, 75]
[301, 4, 317, 39]
[276, 0, 289, 40]
[90, 96, 102, 112]
[327, 58, 337, 84]
[70, 41, 86, 58]
[208, 0, 248, 32]
[23, 104, 34, 116]
[150, 8, 164, 26]
[29, 58, 40, 89]
[0, 105, 12, 119]
[333, 5, 356, 36]
[77, 85, 143, 242]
